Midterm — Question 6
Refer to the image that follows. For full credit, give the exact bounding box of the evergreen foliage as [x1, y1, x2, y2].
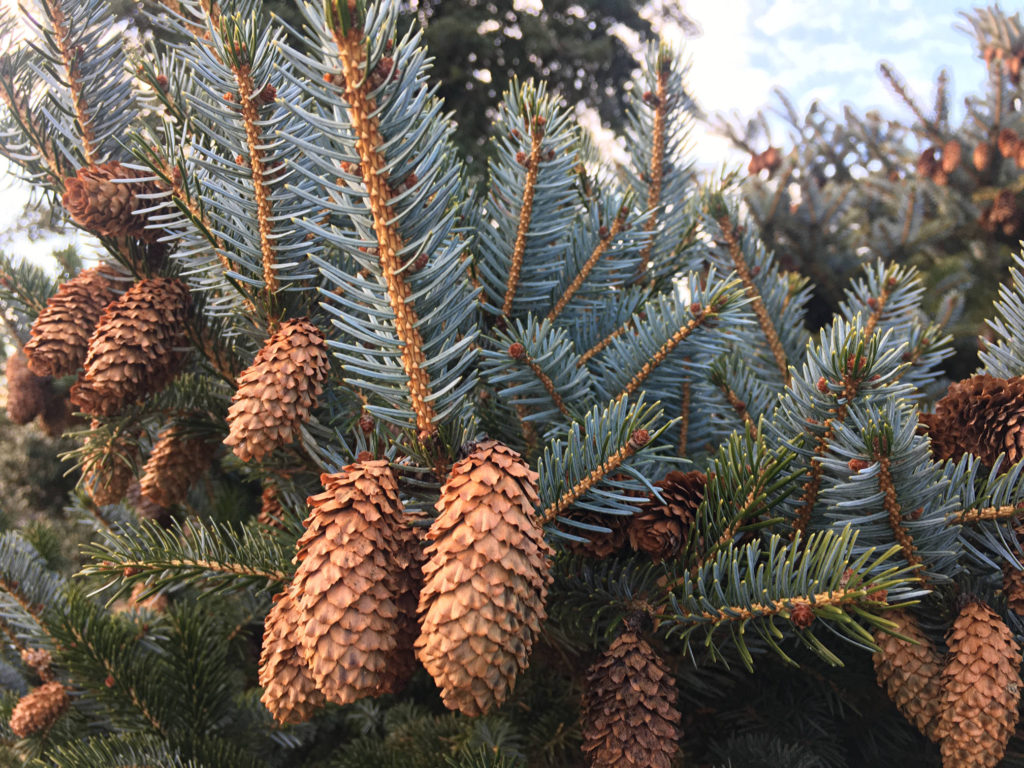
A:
[0, 1, 1023, 766]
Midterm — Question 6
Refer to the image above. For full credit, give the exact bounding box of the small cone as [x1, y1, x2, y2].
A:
[973, 142, 993, 172]
[1004, 565, 1024, 614]
[24, 265, 120, 378]
[81, 421, 139, 507]
[941, 140, 961, 174]
[871, 609, 944, 741]
[580, 630, 682, 768]
[259, 585, 325, 724]
[5, 349, 49, 425]
[9, 681, 70, 737]
[224, 318, 329, 463]
[70, 278, 191, 417]
[998, 128, 1020, 158]
[628, 470, 706, 561]
[62, 162, 161, 240]
[139, 423, 215, 509]
[938, 600, 1021, 767]
[258, 484, 286, 528]
[293, 460, 419, 706]
[415, 440, 553, 716]
[568, 510, 629, 559]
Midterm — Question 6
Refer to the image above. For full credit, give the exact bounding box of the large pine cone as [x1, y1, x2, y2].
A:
[937, 600, 1022, 767]
[259, 585, 325, 724]
[223, 318, 329, 463]
[69, 278, 191, 417]
[293, 460, 420, 705]
[62, 162, 161, 240]
[139, 423, 215, 509]
[581, 630, 682, 768]
[628, 470, 706, 561]
[9, 681, 70, 737]
[871, 609, 944, 741]
[918, 375, 1024, 467]
[24, 265, 121, 377]
[81, 420, 139, 507]
[416, 440, 553, 716]
[5, 348, 49, 425]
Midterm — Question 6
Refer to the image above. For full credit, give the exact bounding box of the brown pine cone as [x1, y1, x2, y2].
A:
[293, 460, 419, 706]
[991, 189, 1018, 225]
[258, 484, 286, 528]
[973, 142, 993, 172]
[581, 631, 681, 768]
[259, 585, 325, 724]
[628, 470, 706, 561]
[38, 393, 72, 437]
[416, 440, 553, 716]
[5, 348, 49, 425]
[380, 524, 425, 695]
[81, 421, 140, 507]
[1004, 565, 1024, 614]
[937, 600, 1021, 766]
[872, 609, 944, 741]
[24, 265, 121, 378]
[70, 278, 191, 417]
[223, 318, 329, 463]
[941, 140, 962, 174]
[916, 147, 938, 178]
[918, 375, 1024, 467]
[998, 128, 1020, 158]
[567, 510, 629, 559]
[9, 681, 70, 737]
[62, 162, 162, 240]
[139, 423, 215, 509]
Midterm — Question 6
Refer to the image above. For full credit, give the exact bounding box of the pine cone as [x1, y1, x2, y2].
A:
[973, 142, 993, 172]
[628, 470, 706, 561]
[380, 526, 425, 695]
[70, 278, 191, 417]
[139, 423, 215, 509]
[991, 189, 1018, 224]
[941, 140, 961, 174]
[259, 585, 325, 724]
[872, 609, 944, 741]
[9, 681, 70, 737]
[998, 128, 1020, 158]
[416, 440, 553, 716]
[568, 510, 629, 559]
[62, 162, 161, 240]
[938, 600, 1022, 767]
[81, 421, 139, 507]
[224, 318, 329, 463]
[258, 484, 286, 528]
[293, 460, 420, 706]
[24, 265, 120, 377]
[38, 393, 72, 437]
[5, 348, 49, 425]
[1003, 565, 1024, 614]
[581, 631, 681, 768]
[918, 375, 1024, 467]
[916, 147, 938, 178]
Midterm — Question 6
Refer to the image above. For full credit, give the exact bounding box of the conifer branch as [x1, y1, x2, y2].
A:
[678, 379, 690, 456]
[548, 207, 627, 322]
[955, 505, 1024, 523]
[578, 318, 634, 366]
[504, 118, 545, 316]
[676, 588, 866, 625]
[636, 64, 668, 277]
[875, 453, 923, 570]
[331, 18, 438, 438]
[718, 215, 789, 384]
[0, 75, 65, 187]
[508, 342, 569, 417]
[46, 1, 99, 165]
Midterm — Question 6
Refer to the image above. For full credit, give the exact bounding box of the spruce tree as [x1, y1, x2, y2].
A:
[1, 1, 1024, 766]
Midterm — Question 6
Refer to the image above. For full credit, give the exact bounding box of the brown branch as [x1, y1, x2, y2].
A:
[577, 318, 634, 366]
[862, 272, 895, 341]
[678, 378, 690, 456]
[48, 3, 99, 165]
[540, 430, 649, 524]
[231, 62, 278, 299]
[954, 505, 1024, 524]
[718, 216, 789, 384]
[332, 23, 438, 438]
[112, 559, 287, 583]
[716, 379, 757, 438]
[503, 121, 545, 316]
[875, 452, 923, 571]
[547, 208, 627, 322]
[509, 344, 568, 417]
[662, 588, 864, 625]
[637, 65, 669, 276]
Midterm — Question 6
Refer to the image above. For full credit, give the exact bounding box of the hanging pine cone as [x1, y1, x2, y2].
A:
[998, 128, 1020, 158]
[5, 348, 49, 425]
[941, 139, 961, 174]
[258, 484, 286, 528]
[991, 189, 1018, 225]
[223, 318, 329, 463]
[628, 470, 706, 561]
[62, 162, 161, 240]
[139, 423, 215, 509]
[568, 510, 629, 558]
[938, 600, 1022, 767]
[580, 630, 682, 768]
[1003, 565, 1024, 614]
[38, 392, 72, 437]
[416, 440, 553, 716]
[69, 278, 191, 417]
[24, 265, 121, 378]
[871, 609, 944, 741]
[293, 460, 420, 706]
[380, 524, 425, 695]
[973, 142, 993, 172]
[81, 421, 139, 507]
[9, 681, 70, 737]
[918, 374, 1024, 467]
[916, 147, 938, 178]
[259, 585, 325, 724]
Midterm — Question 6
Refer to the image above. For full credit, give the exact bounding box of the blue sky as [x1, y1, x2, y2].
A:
[0, 1, 994, 265]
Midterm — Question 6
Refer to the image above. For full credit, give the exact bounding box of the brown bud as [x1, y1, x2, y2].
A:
[223, 91, 235, 102]
[848, 459, 870, 473]
[515, 151, 527, 165]
[508, 342, 526, 359]
[358, 414, 374, 433]
[817, 376, 830, 394]
[629, 429, 650, 449]
[790, 603, 815, 629]
[256, 82, 277, 104]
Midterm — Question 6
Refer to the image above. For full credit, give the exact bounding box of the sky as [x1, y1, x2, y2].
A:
[0, 0, 992, 266]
